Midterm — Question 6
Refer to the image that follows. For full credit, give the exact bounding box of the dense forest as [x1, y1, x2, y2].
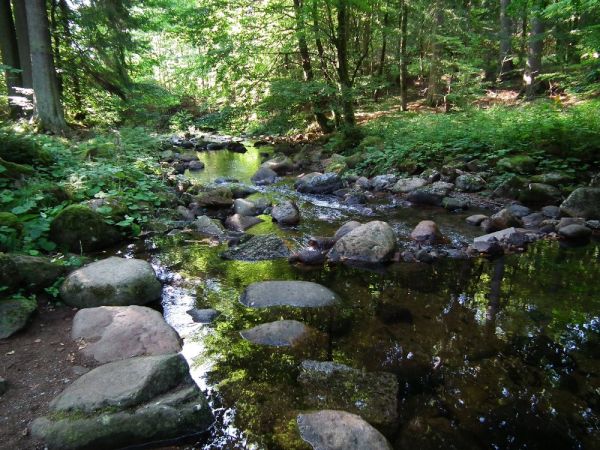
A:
[1, 1, 600, 450]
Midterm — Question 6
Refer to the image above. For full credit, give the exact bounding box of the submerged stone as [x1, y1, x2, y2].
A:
[240, 320, 311, 346]
[60, 257, 162, 308]
[71, 306, 181, 364]
[297, 410, 392, 450]
[186, 308, 219, 323]
[298, 360, 398, 425]
[240, 281, 339, 308]
[221, 234, 290, 261]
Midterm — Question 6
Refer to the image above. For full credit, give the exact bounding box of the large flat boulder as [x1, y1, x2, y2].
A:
[295, 172, 342, 195]
[71, 306, 181, 364]
[298, 360, 398, 425]
[328, 221, 396, 264]
[60, 257, 161, 308]
[240, 320, 311, 347]
[560, 187, 600, 219]
[240, 281, 339, 308]
[221, 234, 290, 261]
[31, 386, 212, 450]
[297, 410, 392, 450]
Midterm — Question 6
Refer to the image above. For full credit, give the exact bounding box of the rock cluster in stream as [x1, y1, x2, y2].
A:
[30, 257, 214, 449]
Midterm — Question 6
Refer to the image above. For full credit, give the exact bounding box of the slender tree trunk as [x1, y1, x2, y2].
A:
[50, 0, 63, 94]
[499, 0, 514, 79]
[399, 0, 408, 111]
[25, 0, 68, 133]
[426, 3, 443, 107]
[373, 8, 389, 102]
[11, 0, 32, 92]
[518, 5, 528, 67]
[0, 0, 22, 117]
[59, 0, 84, 118]
[293, 0, 333, 133]
[335, 0, 355, 128]
[523, 12, 544, 98]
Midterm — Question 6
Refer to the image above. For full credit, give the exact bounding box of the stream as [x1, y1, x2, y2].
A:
[124, 142, 599, 449]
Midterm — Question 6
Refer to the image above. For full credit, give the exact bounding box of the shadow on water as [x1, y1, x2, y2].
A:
[151, 143, 600, 449]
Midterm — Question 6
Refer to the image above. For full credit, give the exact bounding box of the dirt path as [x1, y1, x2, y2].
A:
[0, 300, 90, 450]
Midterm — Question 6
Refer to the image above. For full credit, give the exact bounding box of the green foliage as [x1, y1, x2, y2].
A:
[357, 99, 600, 177]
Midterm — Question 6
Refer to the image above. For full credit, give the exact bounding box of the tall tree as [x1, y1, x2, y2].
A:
[398, 0, 408, 111]
[293, 0, 333, 132]
[25, 0, 68, 132]
[11, 0, 32, 96]
[523, 4, 545, 97]
[426, 1, 443, 107]
[499, 0, 514, 78]
[335, 0, 356, 127]
[0, 0, 22, 117]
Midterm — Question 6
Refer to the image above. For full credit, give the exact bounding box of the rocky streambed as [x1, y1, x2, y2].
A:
[2, 134, 599, 449]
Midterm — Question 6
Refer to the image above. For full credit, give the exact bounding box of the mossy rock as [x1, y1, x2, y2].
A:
[345, 153, 362, 169]
[0, 295, 37, 339]
[50, 205, 122, 253]
[0, 128, 53, 165]
[325, 154, 347, 174]
[0, 252, 21, 292]
[497, 155, 537, 174]
[0, 157, 35, 178]
[357, 135, 384, 151]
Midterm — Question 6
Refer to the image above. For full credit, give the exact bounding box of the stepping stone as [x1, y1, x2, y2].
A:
[221, 234, 290, 261]
[187, 308, 219, 323]
[60, 257, 162, 308]
[71, 306, 181, 364]
[240, 320, 311, 347]
[225, 214, 263, 231]
[240, 281, 339, 308]
[466, 214, 488, 226]
[49, 354, 191, 413]
[298, 360, 398, 425]
[474, 227, 519, 243]
[297, 410, 392, 450]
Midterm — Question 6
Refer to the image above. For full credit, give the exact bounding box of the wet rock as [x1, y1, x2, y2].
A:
[391, 177, 428, 194]
[0, 253, 65, 294]
[0, 295, 37, 339]
[558, 217, 585, 229]
[0, 377, 6, 395]
[407, 182, 453, 206]
[355, 176, 371, 190]
[455, 173, 486, 192]
[170, 136, 194, 148]
[261, 156, 293, 174]
[371, 174, 398, 192]
[492, 174, 527, 199]
[470, 240, 504, 256]
[193, 215, 226, 238]
[466, 214, 488, 226]
[271, 200, 300, 225]
[71, 306, 181, 364]
[297, 410, 392, 450]
[240, 281, 339, 308]
[333, 221, 362, 241]
[32, 360, 212, 450]
[507, 204, 532, 218]
[487, 208, 522, 231]
[295, 172, 343, 194]
[541, 205, 561, 219]
[188, 160, 205, 171]
[421, 168, 441, 183]
[309, 236, 337, 250]
[60, 257, 162, 308]
[474, 227, 519, 243]
[230, 184, 258, 198]
[251, 166, 278, 185]
[196, 187, 233, 207]
[558, 224, 591, 241]
[233, 198, 257, 216]
[442, 197, 469, 211]
[328, 221, 396, 264]
[531, 171, 574, 186]
[226, 141, 247, 153]
[240, 320, 311, 346]
[207, 142, 225, 151]
[410, 220, 444, 245]
[560, 187, 600, 219]
[221, 234, 290, 261]
[519, 183, 562, 206]
[186, 308, 219, 323]
[50, 205, 121, 253]
[289, 249, 327, 265]
[522, 213, 545, 229]
[586, 220, 600, 230]
[298, 360, 398, 425]
[177, 206, 195, 221]
[539, 219, 558, 233]
[225, 214, 263, 232]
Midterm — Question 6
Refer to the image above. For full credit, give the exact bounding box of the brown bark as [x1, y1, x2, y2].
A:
[399, 0, 408, 111]
[335, 0, 355, 128]
[0, 0, 22, 116]
[11, 0, 32, 92]
[426, 3, 443, 107]
[499, 0, 514, 78]
[523, 12, 544, 98]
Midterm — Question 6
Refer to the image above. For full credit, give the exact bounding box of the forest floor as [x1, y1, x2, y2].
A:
[0, 300, 91, 450]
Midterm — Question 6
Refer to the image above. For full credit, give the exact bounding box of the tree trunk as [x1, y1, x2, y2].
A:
[335, 0, 355, 128]
[0, 0, 22, 117]
[59, 0, 84, 118]
[399, 0, 408, 111]
[523, 12, 544, 98]
[499, 0, 514, 79]
[426, 3, 443, 107]
[25, 0, 68, 133]
[50, 0, 63, 95]
[11, 0, 32, 92]
[293, 0, 333, 133]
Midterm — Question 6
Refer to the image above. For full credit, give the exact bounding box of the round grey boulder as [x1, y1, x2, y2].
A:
[240, 281, 339, 308]
[558, 224, 592, 241]
[455, 173, 486, 192]
[271, 200, 300, 225]
[328, 221, 397, 264]
[410, 220, 443, 245]
[297, 410, 392, 450]
[240, 320, 312, 347]
[71, 306, 181, 364]
[60, 257, 162, 308]
[560, 187, 600, 219]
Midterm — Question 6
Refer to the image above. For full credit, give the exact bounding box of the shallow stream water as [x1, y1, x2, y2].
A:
[137, 143, 599, 449]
